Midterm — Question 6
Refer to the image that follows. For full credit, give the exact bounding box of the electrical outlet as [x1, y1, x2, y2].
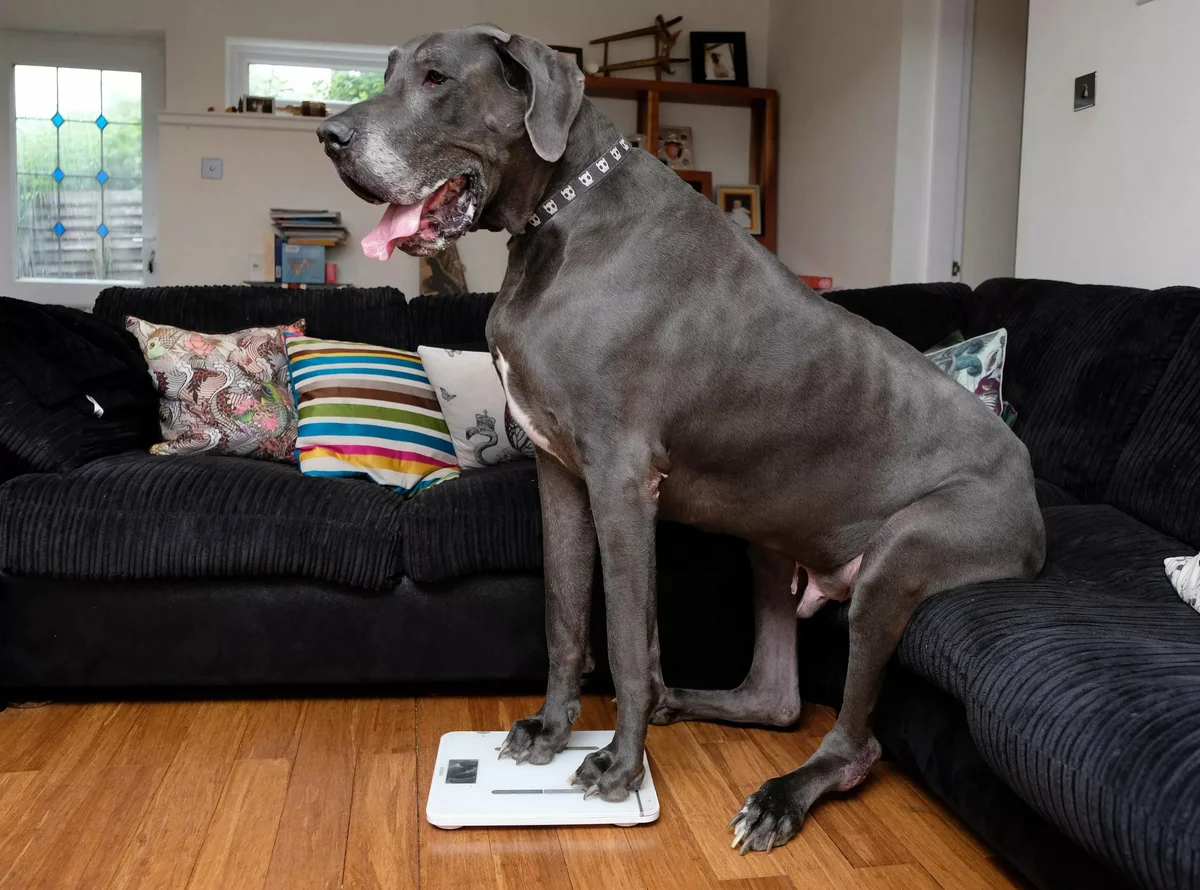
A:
[201, 157, 223, 179]
[1074, 73, 1096, 111]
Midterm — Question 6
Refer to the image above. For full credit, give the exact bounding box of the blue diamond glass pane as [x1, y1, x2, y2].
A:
[51, 112, 64, 128]
[97, 223, 109, 238]
[53, 222, 65, 237]
[52, 168, 64, 182]
[96, 170, 109, 184]
[95, 114, 108, 130]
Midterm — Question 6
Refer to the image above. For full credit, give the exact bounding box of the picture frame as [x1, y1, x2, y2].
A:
[690, 32, 749, 88]
[676, 170, 713, 201]
[243, 95, 275, 114]
[549, 45, 585, 72]
[657, 125, 693, 170]
[717, 185, 761, 235]
[627, 133, 647, 152]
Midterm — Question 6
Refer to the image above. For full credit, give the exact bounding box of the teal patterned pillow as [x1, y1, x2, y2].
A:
[925, 328, 1011, 421]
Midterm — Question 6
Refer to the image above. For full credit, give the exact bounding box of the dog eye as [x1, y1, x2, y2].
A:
[425, 70, 447, 85]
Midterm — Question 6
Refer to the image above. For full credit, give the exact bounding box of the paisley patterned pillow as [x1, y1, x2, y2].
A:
[126, 316, 305, 461]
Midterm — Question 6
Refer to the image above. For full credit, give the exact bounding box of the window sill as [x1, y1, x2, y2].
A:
[158, 111, 325, 131]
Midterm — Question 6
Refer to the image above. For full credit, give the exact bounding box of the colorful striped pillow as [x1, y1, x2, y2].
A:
[283, 333, 459, 495]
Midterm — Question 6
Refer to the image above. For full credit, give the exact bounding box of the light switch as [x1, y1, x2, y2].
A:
[1074, 73, 1096, 111]
[201, 157, 223, 179]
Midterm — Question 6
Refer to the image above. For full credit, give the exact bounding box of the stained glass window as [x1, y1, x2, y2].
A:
[14, 65, 143, 282]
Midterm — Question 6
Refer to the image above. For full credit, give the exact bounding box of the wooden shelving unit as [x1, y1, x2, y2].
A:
[584, 76, 779, 252]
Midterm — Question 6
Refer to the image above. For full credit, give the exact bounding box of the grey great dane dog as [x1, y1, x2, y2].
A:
[318, 24, 1045, 853]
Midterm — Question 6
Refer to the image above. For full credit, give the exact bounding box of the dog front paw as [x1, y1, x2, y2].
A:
[499, 708, 574, 765]
[568, 744, 645, 802]
[729, 777, 806, 854]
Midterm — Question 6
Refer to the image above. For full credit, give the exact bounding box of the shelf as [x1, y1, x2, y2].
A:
[158, 111, 323, 131]
[584, 76, 776, 108]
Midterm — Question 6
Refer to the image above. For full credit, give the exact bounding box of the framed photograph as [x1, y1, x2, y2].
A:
[549, 45, 584, 71]
[627, 133, 647, 151]
[690, 32, 749, 88]
[717, 185, 761, 235]
[243, 95, 275, 114]
[675, 169, 713, 201]
[657, 125, 693, 170]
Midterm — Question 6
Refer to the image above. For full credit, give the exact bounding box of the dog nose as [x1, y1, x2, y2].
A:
[317, 119, 355, 150]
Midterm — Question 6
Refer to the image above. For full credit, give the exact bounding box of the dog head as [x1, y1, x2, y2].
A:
[317, 25, 585, 258]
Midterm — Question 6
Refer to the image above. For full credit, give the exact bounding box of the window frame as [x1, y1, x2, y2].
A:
[225, 37, 391, 112]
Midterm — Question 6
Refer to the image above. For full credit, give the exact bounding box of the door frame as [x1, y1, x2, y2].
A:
[890, 0, 974, 285]
[0, 29, 165, 306]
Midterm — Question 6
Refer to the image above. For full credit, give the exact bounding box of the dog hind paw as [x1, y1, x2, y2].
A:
[729, 777, 805, 854]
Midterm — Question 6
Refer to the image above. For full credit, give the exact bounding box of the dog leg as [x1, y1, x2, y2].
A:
[730, 487, 1024, 853]
[651, 545, 800, 727]
[568, 450, 659, 802]
[500, 450, 596, 765]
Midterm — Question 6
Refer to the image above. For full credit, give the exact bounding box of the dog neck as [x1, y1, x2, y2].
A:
[484, 100, 623, 237]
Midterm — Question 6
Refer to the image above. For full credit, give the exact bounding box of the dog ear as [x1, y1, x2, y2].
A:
[384, 46, 403, 83]
[493, 34, 584, 163]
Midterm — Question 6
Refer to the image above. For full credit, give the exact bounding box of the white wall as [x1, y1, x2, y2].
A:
[1017, 0, 1200, 288]
[767, 0, 905, 289]
[2, 0, 770, 297]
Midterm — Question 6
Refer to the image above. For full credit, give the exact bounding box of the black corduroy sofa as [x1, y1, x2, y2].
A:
[2, 278, 1199, 890]
[0, 285, 753, 696]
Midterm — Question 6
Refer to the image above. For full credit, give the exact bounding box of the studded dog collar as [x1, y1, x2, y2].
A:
[526, 137, 632, 232]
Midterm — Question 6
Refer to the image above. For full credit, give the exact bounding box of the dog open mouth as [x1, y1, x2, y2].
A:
[361, 174, 477, 260]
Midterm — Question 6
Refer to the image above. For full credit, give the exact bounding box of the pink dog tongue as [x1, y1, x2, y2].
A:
[361, 202, 424, 261]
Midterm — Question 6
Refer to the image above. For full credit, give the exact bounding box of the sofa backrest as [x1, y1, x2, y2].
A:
[407, 292, 496, 349]
[967, 278, 1200, 512]
[94, 285, 412, 348]
[1106, 304, 1200, 547]
[824, 281, 972, 352]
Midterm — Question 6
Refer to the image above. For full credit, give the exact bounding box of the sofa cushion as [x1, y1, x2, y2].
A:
[0, 298, 159, 473]
[1107, 308, 1200, 548]
[899, 505, 1200, 890]
[0, 452, 408, 589]
[401, 460, 541, 582]
[95, 285, 412, 350]
[965, 279, 1200, 503]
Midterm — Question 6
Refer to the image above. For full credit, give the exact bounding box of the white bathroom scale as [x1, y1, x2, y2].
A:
[426, 731, 660, 829]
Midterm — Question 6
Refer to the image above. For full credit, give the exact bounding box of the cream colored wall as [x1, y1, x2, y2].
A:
[1017, 0, 1200, 288]
[1, 0, 770, 295]
[767, 0, 904, 289]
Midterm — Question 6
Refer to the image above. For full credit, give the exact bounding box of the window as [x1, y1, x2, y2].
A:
[228, 38, 389, 111]
[14, 65, 143, 282]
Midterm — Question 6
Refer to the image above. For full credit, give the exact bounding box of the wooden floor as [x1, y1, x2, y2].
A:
[0, 695, 1024, 890]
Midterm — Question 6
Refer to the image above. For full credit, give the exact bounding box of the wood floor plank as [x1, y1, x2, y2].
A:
[852, 863, 943, 890]
[187, 758, 290, 890]
[108, 701, 251, 890]
[235, 700, 307, 762]
[417, 697, 500, 890]
[110, 702, 199, 768]
[0, 704, 81, 772]
[2, 764, 161, 890]
[0, 703, 143, 886]
[352, 699, 416, 755]
[343, 753, 419, 890]
[0, 771, 38, 827]
[860, 763, 1014, 890]
[643, 722, 783, 882]
[555, 825, 646, 890]
[263, 699, 359, 890]
[617, 770, 716, 890]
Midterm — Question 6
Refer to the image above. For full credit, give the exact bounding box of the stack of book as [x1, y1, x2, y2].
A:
[261, 208, 350, 286]
[270, 208, 348, 246]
